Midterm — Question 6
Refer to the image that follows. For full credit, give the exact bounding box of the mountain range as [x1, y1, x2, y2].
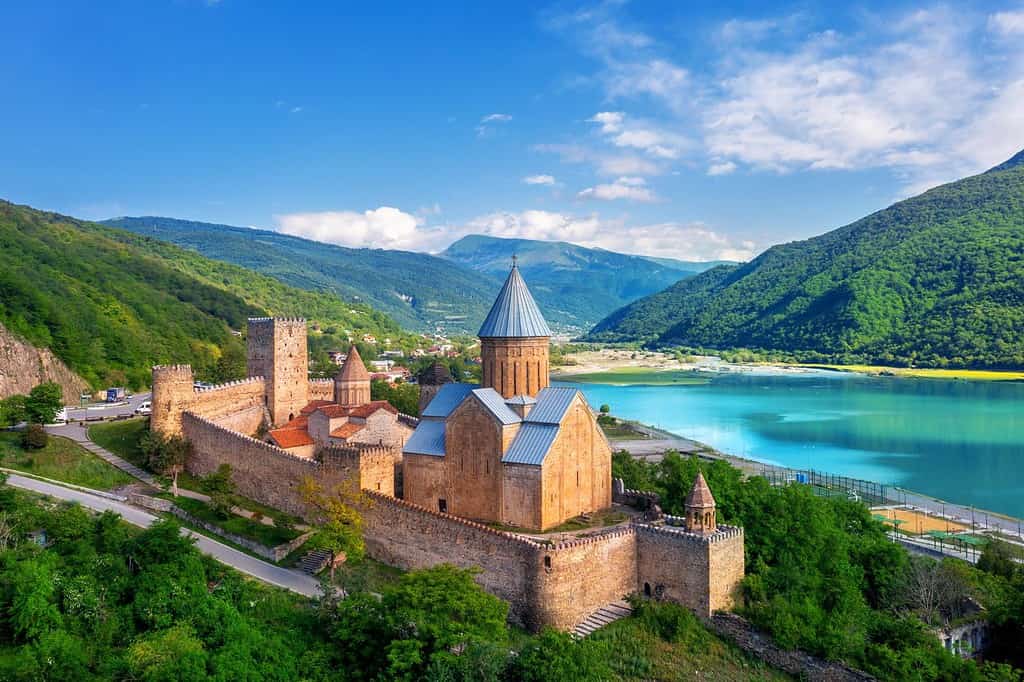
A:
[103, 218, 722, 333]
[587, 150, 1024, 368]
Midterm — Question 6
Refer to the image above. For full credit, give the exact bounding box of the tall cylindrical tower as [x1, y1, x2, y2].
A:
[151, 364, 195, 436]
[478, 260, 552, 399]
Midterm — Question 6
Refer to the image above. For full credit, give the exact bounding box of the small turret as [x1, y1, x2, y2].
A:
[684, 471, 717, 534]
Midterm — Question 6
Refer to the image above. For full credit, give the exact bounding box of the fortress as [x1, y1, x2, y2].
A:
[151, 263, 745, 631]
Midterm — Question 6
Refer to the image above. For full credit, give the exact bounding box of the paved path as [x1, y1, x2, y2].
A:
[48, 422, 160, 486]
[7, 473, 323, 598]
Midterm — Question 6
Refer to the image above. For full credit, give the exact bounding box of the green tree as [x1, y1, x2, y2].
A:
[0, 394, 27, 427]
[511, 629, 612, 682]
[7, 557, 62, 641]
[300, 476, 367, 576]
[20, 423, 48, 449]
[127, 623, 208, 682]
[24, 382, 63, 424]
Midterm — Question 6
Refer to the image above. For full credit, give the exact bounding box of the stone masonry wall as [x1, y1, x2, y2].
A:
[192, 379, 266, 425]
[308, 379, 333, 401]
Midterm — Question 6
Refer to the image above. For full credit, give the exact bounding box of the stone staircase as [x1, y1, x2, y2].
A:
[572, 599, 633, 638]
[299, 549, 333, 575]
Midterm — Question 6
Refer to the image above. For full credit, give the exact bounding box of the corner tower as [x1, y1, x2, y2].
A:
[478, 259, 552, 399]
[684, 471, 717, 534]
[247, 317, 309, 425]
[334, 345, 371, 407]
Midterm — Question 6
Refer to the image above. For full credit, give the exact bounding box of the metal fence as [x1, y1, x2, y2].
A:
[757, 463, 891, 506]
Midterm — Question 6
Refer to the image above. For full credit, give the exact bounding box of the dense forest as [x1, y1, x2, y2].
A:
[0, 201, 408, 390]
[588, 151, 1024, 369]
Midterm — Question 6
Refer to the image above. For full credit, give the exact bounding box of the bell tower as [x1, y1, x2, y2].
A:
[334, 345, 371, 407]
[478, 258, 552, 399]
[684, 471, 717, 534]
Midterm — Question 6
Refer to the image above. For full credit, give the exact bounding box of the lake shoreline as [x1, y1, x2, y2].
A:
[553, 348, 1024, 383]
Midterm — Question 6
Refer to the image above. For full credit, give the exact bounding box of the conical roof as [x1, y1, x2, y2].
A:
[337, 345, 370, 382]
[685, 471, 716, 508]
[477, 263, 553, 338]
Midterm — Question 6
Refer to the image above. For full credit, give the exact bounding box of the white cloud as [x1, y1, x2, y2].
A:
[275, 206, 753, 261]
[290, 106, 303, 114]
[522, 174, 556, 186]
[587, 111, 689, 161]
[577, 176, 656, 202]
[988, 10, 1024, 36]
[707, 161, 737, 176]
[274, 207, 441, 251]
[465, 210, 754, 261]
[534, 142, 662, 177]
[477, 113, 512, 137]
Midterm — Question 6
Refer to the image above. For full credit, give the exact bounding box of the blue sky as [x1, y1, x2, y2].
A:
[2, 1, 1023, 261]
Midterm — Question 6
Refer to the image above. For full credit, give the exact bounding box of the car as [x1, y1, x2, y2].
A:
[134, 400, 152, 416]
[47, 408, 68, 425]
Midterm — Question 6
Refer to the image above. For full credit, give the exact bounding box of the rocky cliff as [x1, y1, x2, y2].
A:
[0, 322, 89, 402]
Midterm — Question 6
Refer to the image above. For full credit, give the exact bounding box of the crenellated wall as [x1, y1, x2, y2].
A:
[309, 379, 334, 401]
[151, 365, 268, 438]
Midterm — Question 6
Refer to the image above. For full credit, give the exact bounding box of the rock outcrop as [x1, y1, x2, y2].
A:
[0, 322, 89, 402]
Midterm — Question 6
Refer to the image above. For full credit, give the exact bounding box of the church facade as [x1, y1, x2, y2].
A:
[402, 263, 611, 530]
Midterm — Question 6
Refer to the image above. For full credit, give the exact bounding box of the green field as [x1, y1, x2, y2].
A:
[0, 431, 133, 490]
[88, 417, 150, 468]
[169, 494, 301, 547]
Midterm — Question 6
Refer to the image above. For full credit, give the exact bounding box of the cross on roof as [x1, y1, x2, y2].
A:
[512, 254, 518, 269]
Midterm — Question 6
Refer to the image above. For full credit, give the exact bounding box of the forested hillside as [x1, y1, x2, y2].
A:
[442, 234, 719, 331]
[104, 217, 500, 333]
[588, 151, 1024, 368]
[0, 201, 407, 389]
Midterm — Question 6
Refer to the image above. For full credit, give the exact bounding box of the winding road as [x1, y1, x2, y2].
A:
[6, 472, 323, 598]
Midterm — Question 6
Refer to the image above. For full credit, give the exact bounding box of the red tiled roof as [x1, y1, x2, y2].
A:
[269, 428, 315, 449]
[316, 404, 352, 418]
[300, 400, 334, 416]
[330, 422, 365, 439]
[686, 471, 716, 508]
[349, 400, 397, 418]
[278, 414, 309, 430]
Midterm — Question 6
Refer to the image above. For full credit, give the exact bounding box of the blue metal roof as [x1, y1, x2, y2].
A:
[505, 394, 536, 406]
[502, 423, 559, 465]
[403, 419, 446, 457]
[472, 388, 521, 425]
[421, 383, 477, 419]
[477, 265, 553, 338]
[524, 387, 580, 424]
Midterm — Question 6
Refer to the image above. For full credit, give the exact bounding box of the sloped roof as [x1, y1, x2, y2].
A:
[505, 395, 536, 406]
[278, 414, 309, 430]
[477, 264, 553, 338]
[269, 428, 315, 449]
[502, 423, 559, 465]
[686, 471, 716, 508]
[349, 400, 398, 418]
[337, 345, 370, 382]
[472, 388, 521, 425]
[421, 383, 477, 419]
[524, 387, 579, 425]
[403, 419, 446, 457]
[316, 404, 351, 419]
[300, 400, 334, 416]
[330, 422, 365, 439]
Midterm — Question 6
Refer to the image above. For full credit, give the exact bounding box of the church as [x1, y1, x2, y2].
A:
[402, 262, 612, 531]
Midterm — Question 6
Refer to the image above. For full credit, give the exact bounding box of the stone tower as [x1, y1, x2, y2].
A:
[151, 364, 195, 436]
[416, 360, 452, 414]
[334, 345, 371, 407]
[478, 260, 553, 399]
[246, 317, 309, 425]
[684, 471, 717, 534]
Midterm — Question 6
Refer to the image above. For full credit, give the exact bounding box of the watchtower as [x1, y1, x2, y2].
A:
[247, 317, 309, 425]
[684, 471, 717, 534]
[151, 364, 195, 436]
[334, 345, 371, 407]
[478, 259, 552, 399]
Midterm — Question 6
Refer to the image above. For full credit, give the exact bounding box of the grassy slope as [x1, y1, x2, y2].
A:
[588, 152, 1024, 368]
[0, 431, 133, 489]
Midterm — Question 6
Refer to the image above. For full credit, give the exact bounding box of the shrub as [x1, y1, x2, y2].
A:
[21, 424, 48, 450]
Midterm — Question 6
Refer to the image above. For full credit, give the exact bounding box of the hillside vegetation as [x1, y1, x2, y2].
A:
[0, 201, 406, 389]
[588, 151, 1024, 368]
[442, 234, 719, 331]
[104, 216, 501, 333]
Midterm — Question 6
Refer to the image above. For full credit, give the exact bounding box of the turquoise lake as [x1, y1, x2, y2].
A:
[557, 373, 1024, 519]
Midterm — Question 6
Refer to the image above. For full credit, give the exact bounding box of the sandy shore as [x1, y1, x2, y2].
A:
[552, 348, 824, 378]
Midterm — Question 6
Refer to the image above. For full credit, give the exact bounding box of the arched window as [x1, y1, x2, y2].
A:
[705, 512, 711, 526]
[643, 582, 651, 597]
[544, 556, 551, 569]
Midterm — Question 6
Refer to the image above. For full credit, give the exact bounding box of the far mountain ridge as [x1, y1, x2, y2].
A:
[586, 148, 1024, 369]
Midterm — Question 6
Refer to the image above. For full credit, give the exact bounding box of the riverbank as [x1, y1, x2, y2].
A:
[554, 348, 1024, 383]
